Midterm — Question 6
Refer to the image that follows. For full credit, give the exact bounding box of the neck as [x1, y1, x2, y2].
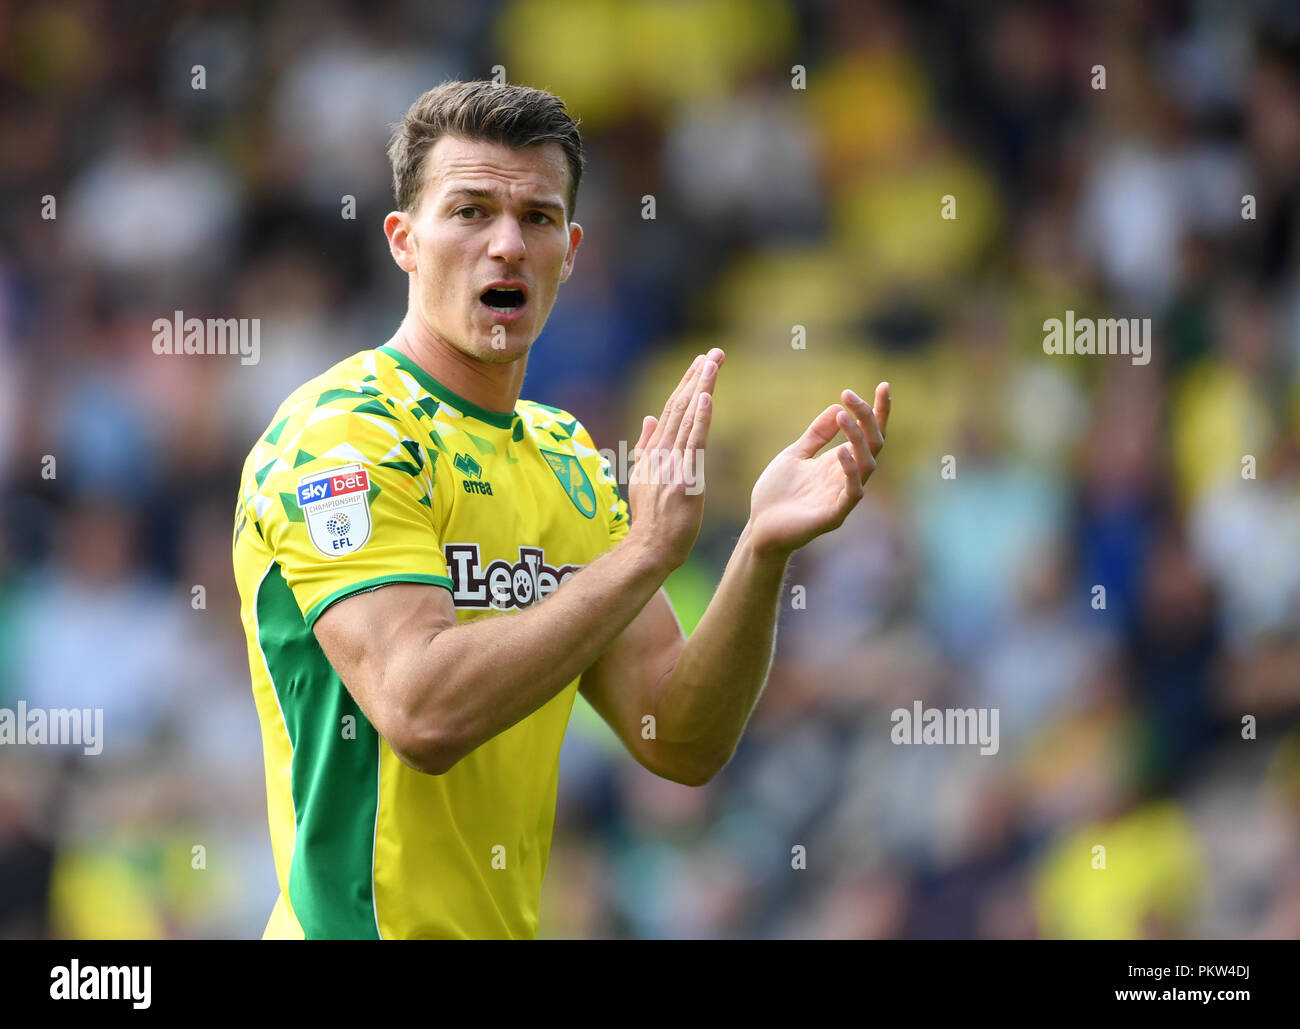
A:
[387, 309, 526, 416]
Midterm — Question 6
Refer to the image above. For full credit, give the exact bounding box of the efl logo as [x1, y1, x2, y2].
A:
[296, 469, 370, 507]
[297, 463, 374, 558]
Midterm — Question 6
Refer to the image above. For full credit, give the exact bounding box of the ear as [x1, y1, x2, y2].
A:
[384, 211, 418, 274]
[559, 221, 583, 283]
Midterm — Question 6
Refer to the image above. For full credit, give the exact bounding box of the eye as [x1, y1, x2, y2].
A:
[454, 206, 481, 220]
[526, 211, 551, 225]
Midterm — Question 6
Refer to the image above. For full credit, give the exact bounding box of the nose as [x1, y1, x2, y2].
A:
[486, 214, 526, 263]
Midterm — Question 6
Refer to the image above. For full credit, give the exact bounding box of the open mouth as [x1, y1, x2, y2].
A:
[480, 287, 527, 313]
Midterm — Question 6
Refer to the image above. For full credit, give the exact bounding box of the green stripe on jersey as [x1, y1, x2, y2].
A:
[256, 563, 380, 940]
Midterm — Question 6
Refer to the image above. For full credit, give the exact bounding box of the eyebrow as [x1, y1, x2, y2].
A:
[444, 187, 565, 214]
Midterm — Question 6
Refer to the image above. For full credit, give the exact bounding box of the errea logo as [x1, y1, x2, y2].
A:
[454, 452, 494, 495]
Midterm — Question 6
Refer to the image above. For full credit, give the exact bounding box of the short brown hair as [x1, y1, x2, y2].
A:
[387, 80, 585, 219]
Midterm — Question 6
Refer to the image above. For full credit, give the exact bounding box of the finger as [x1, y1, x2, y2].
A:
[836, 407, 875, 483]
[656, 355, 706, 450]
[874, 382, 891, 439]
[634, 414, 657, 455]
[683, 391, 711, 491]
[686, 388, 712, 455]
[675, 357, 717, 453]
[702, 346, 724, 400]
[674, 347, 724, 418]
[649, 355, 701, 444]
[790, 404, 842, 459]
[836, 444, 865, 506]
[629, 415, 658, 483]
[674, 393, 701, 463]
[842, 389, 884, 456]
[659, 354, 701, 422]
[634, 413, 660, 470]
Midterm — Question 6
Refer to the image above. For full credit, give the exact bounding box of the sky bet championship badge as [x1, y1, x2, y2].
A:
[297, 463, 373, 557]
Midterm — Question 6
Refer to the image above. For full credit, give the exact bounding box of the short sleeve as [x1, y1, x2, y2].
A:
[257, 403, 451, 628]
[573, 422, 630, 548]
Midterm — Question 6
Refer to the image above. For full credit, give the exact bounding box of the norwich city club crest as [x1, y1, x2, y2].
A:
[540, 450, 597, 519]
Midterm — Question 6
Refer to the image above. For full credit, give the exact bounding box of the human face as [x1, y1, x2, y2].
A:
[386, 135, 581, 364]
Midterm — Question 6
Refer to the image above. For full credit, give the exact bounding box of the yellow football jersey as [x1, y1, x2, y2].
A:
[232, 343, 628, 939]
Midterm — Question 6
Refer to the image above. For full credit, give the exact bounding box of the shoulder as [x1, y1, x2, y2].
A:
[237, 350, 437, 532]
[516, 400, 612, 470]
[243, 349, 430, 469]
[517, 399, 583, 441]
[517, 400, 614, 459]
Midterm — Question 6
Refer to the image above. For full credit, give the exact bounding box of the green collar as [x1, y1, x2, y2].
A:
[378, 344, 518, 430]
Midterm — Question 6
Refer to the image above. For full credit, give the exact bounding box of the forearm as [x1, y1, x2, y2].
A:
[654, 521, 791, 771]
[404, 531, 668, 764]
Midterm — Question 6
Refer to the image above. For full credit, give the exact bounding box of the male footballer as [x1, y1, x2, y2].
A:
[232, 79, 891, 939]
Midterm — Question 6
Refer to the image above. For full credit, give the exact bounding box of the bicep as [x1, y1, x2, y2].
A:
[313, 582, 458, 766]
[579, 587, 688, 775]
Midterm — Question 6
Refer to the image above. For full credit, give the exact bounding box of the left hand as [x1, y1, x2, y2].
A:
[747, 383, 891, 558]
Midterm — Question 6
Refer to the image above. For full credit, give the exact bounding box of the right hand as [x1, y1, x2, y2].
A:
[626, 347, 725, 572]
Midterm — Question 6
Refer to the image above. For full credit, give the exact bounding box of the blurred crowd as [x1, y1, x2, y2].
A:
[1, 0, 1298, 938]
